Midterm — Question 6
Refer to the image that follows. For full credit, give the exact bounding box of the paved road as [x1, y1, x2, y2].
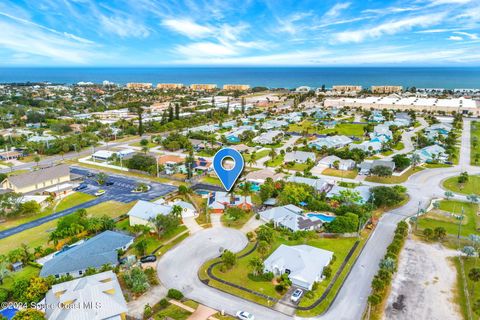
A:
[157, 227, 292, 320]
[0, 167, 176, 240]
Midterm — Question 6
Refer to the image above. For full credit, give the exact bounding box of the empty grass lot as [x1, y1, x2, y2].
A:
[0, 192, 95, 232]
[443, 175, 480, 196]
[321, 168, 358, 179]
[0, 200, 135, 255]
[0, 265, 40, 291]
[417, 200, 479, 237]
[471, 121, 480, 166]
[365, 167, 424, 184]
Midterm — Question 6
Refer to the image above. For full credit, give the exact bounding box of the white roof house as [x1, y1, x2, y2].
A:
[245, 168, 285, 185]
[259, 205, 323, 232]
[127, 200, 172, 226]
[264, 244, 333, 290]
[326, 185, 371, 204]
[286, 176, 332, 193]
[309, 135, 353, 150]
[349, 141, 383, 153]
[284, 151, 316, 164]
[166, 199, 197, 218]
[318, 156, 355, 171]
[252, 130, 283, 145]
[413, 145, 447, 163]
[44, 271, 128, 320]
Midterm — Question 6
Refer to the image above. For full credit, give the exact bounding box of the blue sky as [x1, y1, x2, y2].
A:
[0, 0, 479, 66]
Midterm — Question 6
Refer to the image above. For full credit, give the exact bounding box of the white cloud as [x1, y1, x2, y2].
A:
[175, 42, 237, 57]
[448, 35, 464, 40]
[162, 18, 214, 39]
[454, 31, 478, 39]
[334, 13, 446, 43]
[429, 0, 472, 4]
[324, 2, 351, 18]
[100, 15, 150, 38]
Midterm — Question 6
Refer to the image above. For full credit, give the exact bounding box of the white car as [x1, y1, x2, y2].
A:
[94, 189, 106, 196]
[236, 311, 255, 320]
[291, 288, 304, 303]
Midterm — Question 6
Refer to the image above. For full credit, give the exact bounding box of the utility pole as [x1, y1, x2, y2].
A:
[415, 201, 421, 232]
[457, 206, 464, 248]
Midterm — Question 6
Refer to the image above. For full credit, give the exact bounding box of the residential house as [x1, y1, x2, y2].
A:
[318, 155, 355, 171]
[309, 135, 352, 150]
[263, 244, 334, 290]
[207, 191, 253, 213]
[158, 155, 185, 175]
[413, 145, 447, 163]
[286, 176, 332, 193]
[40, 231, 134, 278]
[127, 200, 173, 226]
[1, 164, 71, 194]
[245, 168, 285, 185]
[259, 204, 323, 232]
[358, 160, 396, 175]
[369, 124, 393, 142]
[326, 185, 371, 204]
[0, 150, 22, 161]
[425, 123, 452, 136]
[349, 141, 383, 153]
[261, 119, 288, 130]
[369, 111, 385, 122]
[193, 158, 212, 173]
[252, 131, 283, 145]
[44, 271, 128, 320]
[284, 151, 316, 164]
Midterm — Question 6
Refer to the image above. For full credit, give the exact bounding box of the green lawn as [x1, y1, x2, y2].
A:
[0, 200, 135, 255]
[417, 200, 479, 237]
[265, 155, 284, 167]
[443, 175, 480, 196]
[321, 168, 358, 179]
[130, 141, 157, 148]
[452, 256, 479, 320]
[319, 123, 366, 137]
[125, 225, 188, 256]
[244, 150, 269, 162]
[201, 230, 357, 309]
[289, 162, 312, 172]
[288, 120, 317, 134]
[365, 167, 424, 184]
[221, 211, 254, 229]
[393, 142, 405, 151]
[423, 163, 453, 169]
[0, 192, 95, 231]
[201, 175, 223, 186]
[471, 121, 480, 166]
[0, 265, 40, 291]
[153, 303, 192, 320]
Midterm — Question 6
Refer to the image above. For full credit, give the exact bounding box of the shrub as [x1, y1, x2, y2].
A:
[275, 284, 286, 293]
[322, 266, 332, 279]
[0, 288, 9, 303]
[143, 304, 152, 319]
[248, 272, 274, 282]
[167, 288, 184, 300]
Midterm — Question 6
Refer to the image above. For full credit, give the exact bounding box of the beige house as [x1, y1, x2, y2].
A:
[371, 86, 403, 94]
[1, 164, 71, 194]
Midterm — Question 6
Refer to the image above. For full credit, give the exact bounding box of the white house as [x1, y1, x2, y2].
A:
[252, 130, 283, 145]
[259, 204, 323, 232]
[318, 155, 355, 171]
[166, 199, 197, 218]
[286, 176, 333, 193]
[309, 135, 353, 150]
[284, 151, 316, 164]
[263, 244, 334, 290]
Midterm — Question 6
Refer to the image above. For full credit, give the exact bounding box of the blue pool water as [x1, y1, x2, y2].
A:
[0, 306, 19, 319]
[307, 213, 336, 222]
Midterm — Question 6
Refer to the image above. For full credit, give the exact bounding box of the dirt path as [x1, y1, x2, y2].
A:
[384, 238, 461, 320]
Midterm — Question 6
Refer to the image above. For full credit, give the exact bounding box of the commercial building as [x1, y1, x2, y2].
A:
[126, 82, 152, 90]
[190, 84, 217, 91]
[371, 86, 403, 94]
[1, 165, 71, 194]
[324, 96, 480, 115]
[332, 85, 362, 92]
[223, 84, 250, 90]
[156, 83, 184, 89]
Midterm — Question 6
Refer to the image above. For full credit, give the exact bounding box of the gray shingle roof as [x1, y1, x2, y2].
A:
[6, 164, 70, 189]
[40, 231, 134, 277]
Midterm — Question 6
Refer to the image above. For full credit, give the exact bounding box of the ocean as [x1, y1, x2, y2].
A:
[0, 67, 479, 89]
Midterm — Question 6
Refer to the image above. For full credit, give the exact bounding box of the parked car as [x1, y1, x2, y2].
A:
[140, 255, 157, 263]
[236, 311, 254, 320]
[74, 184, 88, 191]
[291, 288, 303, 303]
[94, 189, 106, 196]
[87, 172, 95, 177]
[105, 181, 114, 186]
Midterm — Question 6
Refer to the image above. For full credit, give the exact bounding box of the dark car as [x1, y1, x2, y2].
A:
[74, 184, 88, 191]
[87, 172, 95, 177]
[105, 181, 114, 186]
[140, 255, 157, 263]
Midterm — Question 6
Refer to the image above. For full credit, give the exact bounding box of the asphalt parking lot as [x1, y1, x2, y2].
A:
[0, 167, 177, 240]
[70, 167, 177, 203]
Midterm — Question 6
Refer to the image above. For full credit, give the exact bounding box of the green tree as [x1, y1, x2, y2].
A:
[96, 172, 108, 185]
[248, 257, 264, 276]
[247, 151, 257, 168]
[444, 191, 454, 200]
[0, 261, 10, 285]
[221, 250, 237, 269]
[12, 309, 45, 320]
[257, 240, 270, 256]
[469, 267, 480, 296]
[423, 228, 433, 240]
[135, 239, 148, 256]
[434, 227, 447, 240]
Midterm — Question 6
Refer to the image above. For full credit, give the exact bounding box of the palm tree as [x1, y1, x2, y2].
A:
[171, 205, 183, 220]
[142, 145, 149, 154]
[239, 181, 253, 206]
[269, 148, 277, 161]
[249, 257, 264, 276]
[247, 151, 257, 168]
[411, 153, 421, 168]
[469, 267, 480, 296]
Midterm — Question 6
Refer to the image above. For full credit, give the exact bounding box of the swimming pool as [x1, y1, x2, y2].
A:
[307, 213, 336, 222]
[0, 306, 19, 320]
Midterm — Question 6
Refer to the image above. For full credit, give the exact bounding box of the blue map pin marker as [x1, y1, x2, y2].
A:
[213, 148, 244, 191]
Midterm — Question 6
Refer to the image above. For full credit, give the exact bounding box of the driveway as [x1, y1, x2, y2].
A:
[157, 227, 291, 320]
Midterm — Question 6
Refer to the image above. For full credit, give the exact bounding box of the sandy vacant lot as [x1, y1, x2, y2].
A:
[384, 238, 461, 320]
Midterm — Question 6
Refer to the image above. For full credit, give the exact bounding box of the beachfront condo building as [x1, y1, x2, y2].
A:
[190, 84, 217, 91]
[332, 85, 362, 92]
[371, 86, 403, 94]
[157, 83, 184, 89]
[126, 82, 153, 90]
[223, 84, 250, 90]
